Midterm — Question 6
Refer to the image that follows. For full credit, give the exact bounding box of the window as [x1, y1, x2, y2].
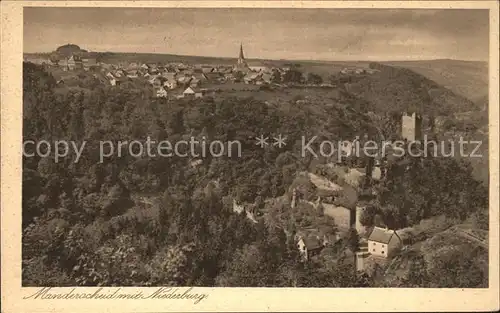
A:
[372, 249, 375, 252]
[373, 242, 376, 245]
[382, 244, 385, 248]
[382, 251, 385, 254]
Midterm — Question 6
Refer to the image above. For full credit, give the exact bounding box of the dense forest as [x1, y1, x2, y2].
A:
[22, 62, 488, 287]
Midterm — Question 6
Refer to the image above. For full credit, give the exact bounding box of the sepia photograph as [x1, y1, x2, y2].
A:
[1, 1, 499, 312]
[20, 6, 491, 288]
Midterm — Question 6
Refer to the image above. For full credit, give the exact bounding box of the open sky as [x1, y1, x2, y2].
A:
[24, 8, 489, 61]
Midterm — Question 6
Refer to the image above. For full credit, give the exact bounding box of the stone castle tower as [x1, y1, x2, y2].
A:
[401, 112, 422, 142]
[237, 43, 247, 67]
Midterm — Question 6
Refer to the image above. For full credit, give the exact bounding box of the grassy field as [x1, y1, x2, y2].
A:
[209, 84, 344, 105]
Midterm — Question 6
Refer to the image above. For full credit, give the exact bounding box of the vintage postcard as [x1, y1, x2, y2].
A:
[1, 0, 499, 312]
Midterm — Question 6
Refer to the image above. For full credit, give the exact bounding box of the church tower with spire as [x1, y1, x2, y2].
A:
[237, 43, 247, 66]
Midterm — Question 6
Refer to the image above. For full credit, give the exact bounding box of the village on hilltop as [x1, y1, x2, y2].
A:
[24, 43, 379, 99]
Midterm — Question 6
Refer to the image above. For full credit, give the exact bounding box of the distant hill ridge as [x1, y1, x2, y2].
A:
[345, 62, 480, 115]
[55, 44, 88, 57]
[382, 59, 488, 103]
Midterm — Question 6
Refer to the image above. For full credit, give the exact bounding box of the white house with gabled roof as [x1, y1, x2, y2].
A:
[367, 226, 402, 258]
[182, 86, 204, 98]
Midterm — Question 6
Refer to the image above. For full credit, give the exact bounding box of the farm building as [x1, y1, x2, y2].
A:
[182, 86, 204, 98]
[367, 226, 402, 258]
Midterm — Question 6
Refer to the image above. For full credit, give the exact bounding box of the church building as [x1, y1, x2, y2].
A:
[234, 43, 250, 72]
[237, 43, 247, 67]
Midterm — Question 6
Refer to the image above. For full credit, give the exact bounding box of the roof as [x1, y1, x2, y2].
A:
[193, 72, 208, 80]
[302, 237, 323, 250]
[177, 76, 192, 83]
[368, 226, 397, 244]
[93, 73, 108, 84]
[308, 172, 343, 192]
[204, 72, 223, 79]
[82, 58, 97, 66]
[183, 86, 202, 94]
[249, 65, 270, 72]
[153, 76, 166, 82]
[162, 72, 176, 79]
[155, 85, 168, 92]
[246, 72, 261, 80]
[116, 76, 128, 82]
[202, 67, 215, 73]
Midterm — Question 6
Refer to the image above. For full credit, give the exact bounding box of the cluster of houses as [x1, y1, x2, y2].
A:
[145, 63, 277, 99]
[230, 162, 403, 267]
[339, 67, 379, 75]
[229, 129, 410, 269]
[138, 47, 287, 98]
[59, 55, 99, 72]
[292, 113, 424, 269]
[25, 54, 100, 72]
[293, 176, 404, 268]
[24, 44, 381, 101]
[301, 232, 405, 275]
[24, 44, 292, 99]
